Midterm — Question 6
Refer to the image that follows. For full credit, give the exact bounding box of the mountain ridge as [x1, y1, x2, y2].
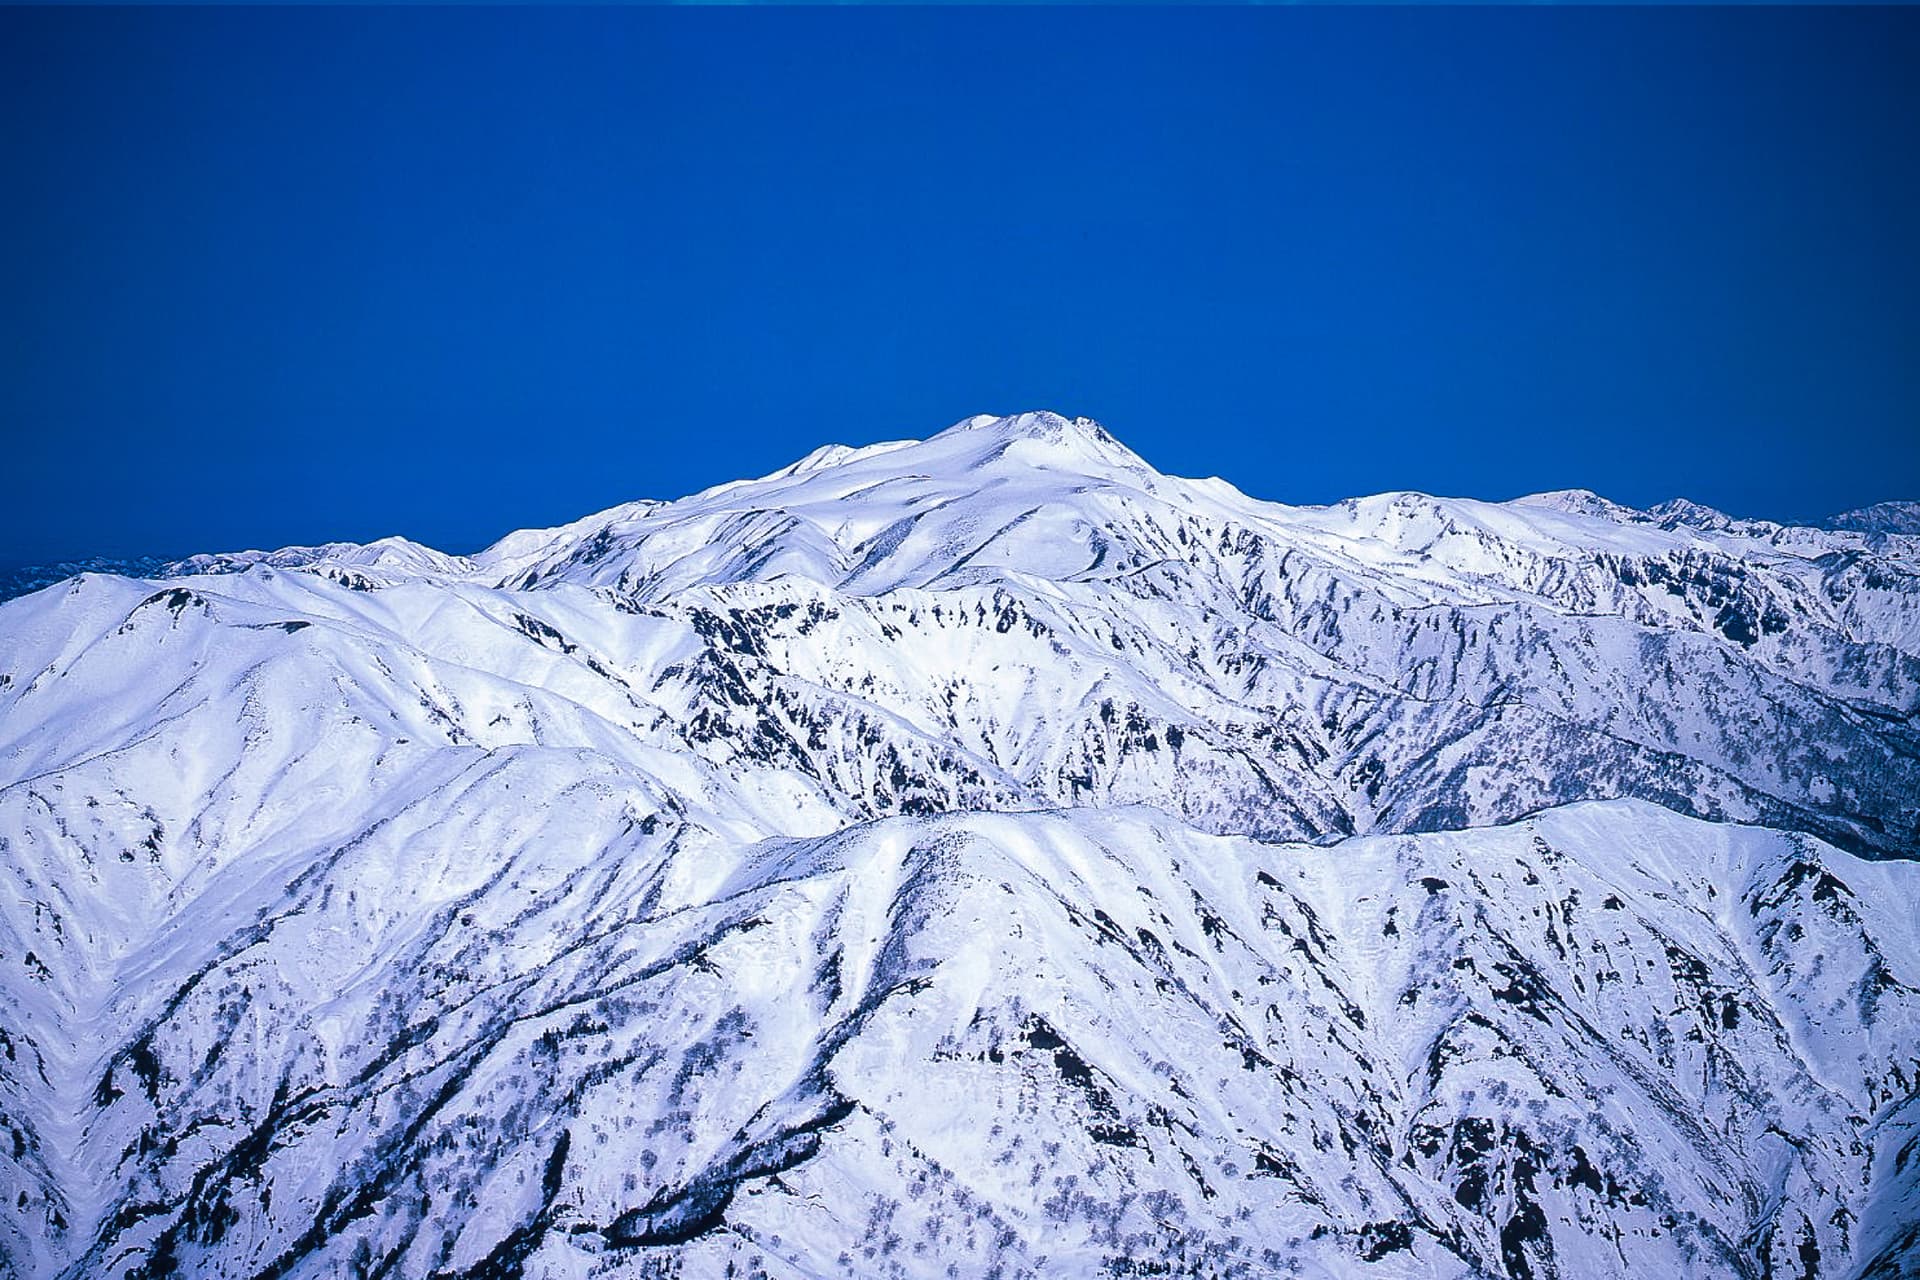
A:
[62, 409, 1910, 856]
[8, 412, 1913, 606]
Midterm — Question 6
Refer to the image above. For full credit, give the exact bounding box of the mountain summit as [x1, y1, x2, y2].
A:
[2, 413, 1916, 1279]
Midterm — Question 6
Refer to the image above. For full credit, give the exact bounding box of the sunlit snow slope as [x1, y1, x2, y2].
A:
[2, 412, 1916, 1279]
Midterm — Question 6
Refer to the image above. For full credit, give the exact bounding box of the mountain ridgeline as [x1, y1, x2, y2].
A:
[1, 412, 1916, 1279]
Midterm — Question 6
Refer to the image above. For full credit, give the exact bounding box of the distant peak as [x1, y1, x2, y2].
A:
[1823, 501, 1920, 535]
[1509, 488, 1641, 522]
[1645, 498, 1742, 532]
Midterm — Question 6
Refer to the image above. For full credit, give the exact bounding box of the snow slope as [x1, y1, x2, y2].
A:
[1, 411, 1915, 1279]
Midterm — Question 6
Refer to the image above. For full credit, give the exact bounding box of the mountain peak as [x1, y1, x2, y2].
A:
[940, 409, 1124, 450]
[1508, 488, 1643, 523]
[929, 411, 1153, 481]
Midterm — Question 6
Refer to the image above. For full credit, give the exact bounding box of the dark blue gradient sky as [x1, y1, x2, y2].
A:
[3, 6, 1917, 561]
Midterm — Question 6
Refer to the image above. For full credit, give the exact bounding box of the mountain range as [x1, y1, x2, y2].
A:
[2, 411, 1915, 1279]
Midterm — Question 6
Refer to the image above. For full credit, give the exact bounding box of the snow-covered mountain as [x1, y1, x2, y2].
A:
[2, 411, 1915, 1279]
[1825, 503, 1920, 538]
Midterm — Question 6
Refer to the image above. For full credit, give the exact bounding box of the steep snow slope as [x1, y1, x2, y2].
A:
[1, 411, 1916, 1279]
[4, 792, 1917, 1279]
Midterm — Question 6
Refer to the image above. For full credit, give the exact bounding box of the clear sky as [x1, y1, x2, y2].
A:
[3, 6, 1917, 562]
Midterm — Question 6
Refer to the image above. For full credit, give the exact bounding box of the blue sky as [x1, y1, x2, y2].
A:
[3, 6, 1917, 561]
